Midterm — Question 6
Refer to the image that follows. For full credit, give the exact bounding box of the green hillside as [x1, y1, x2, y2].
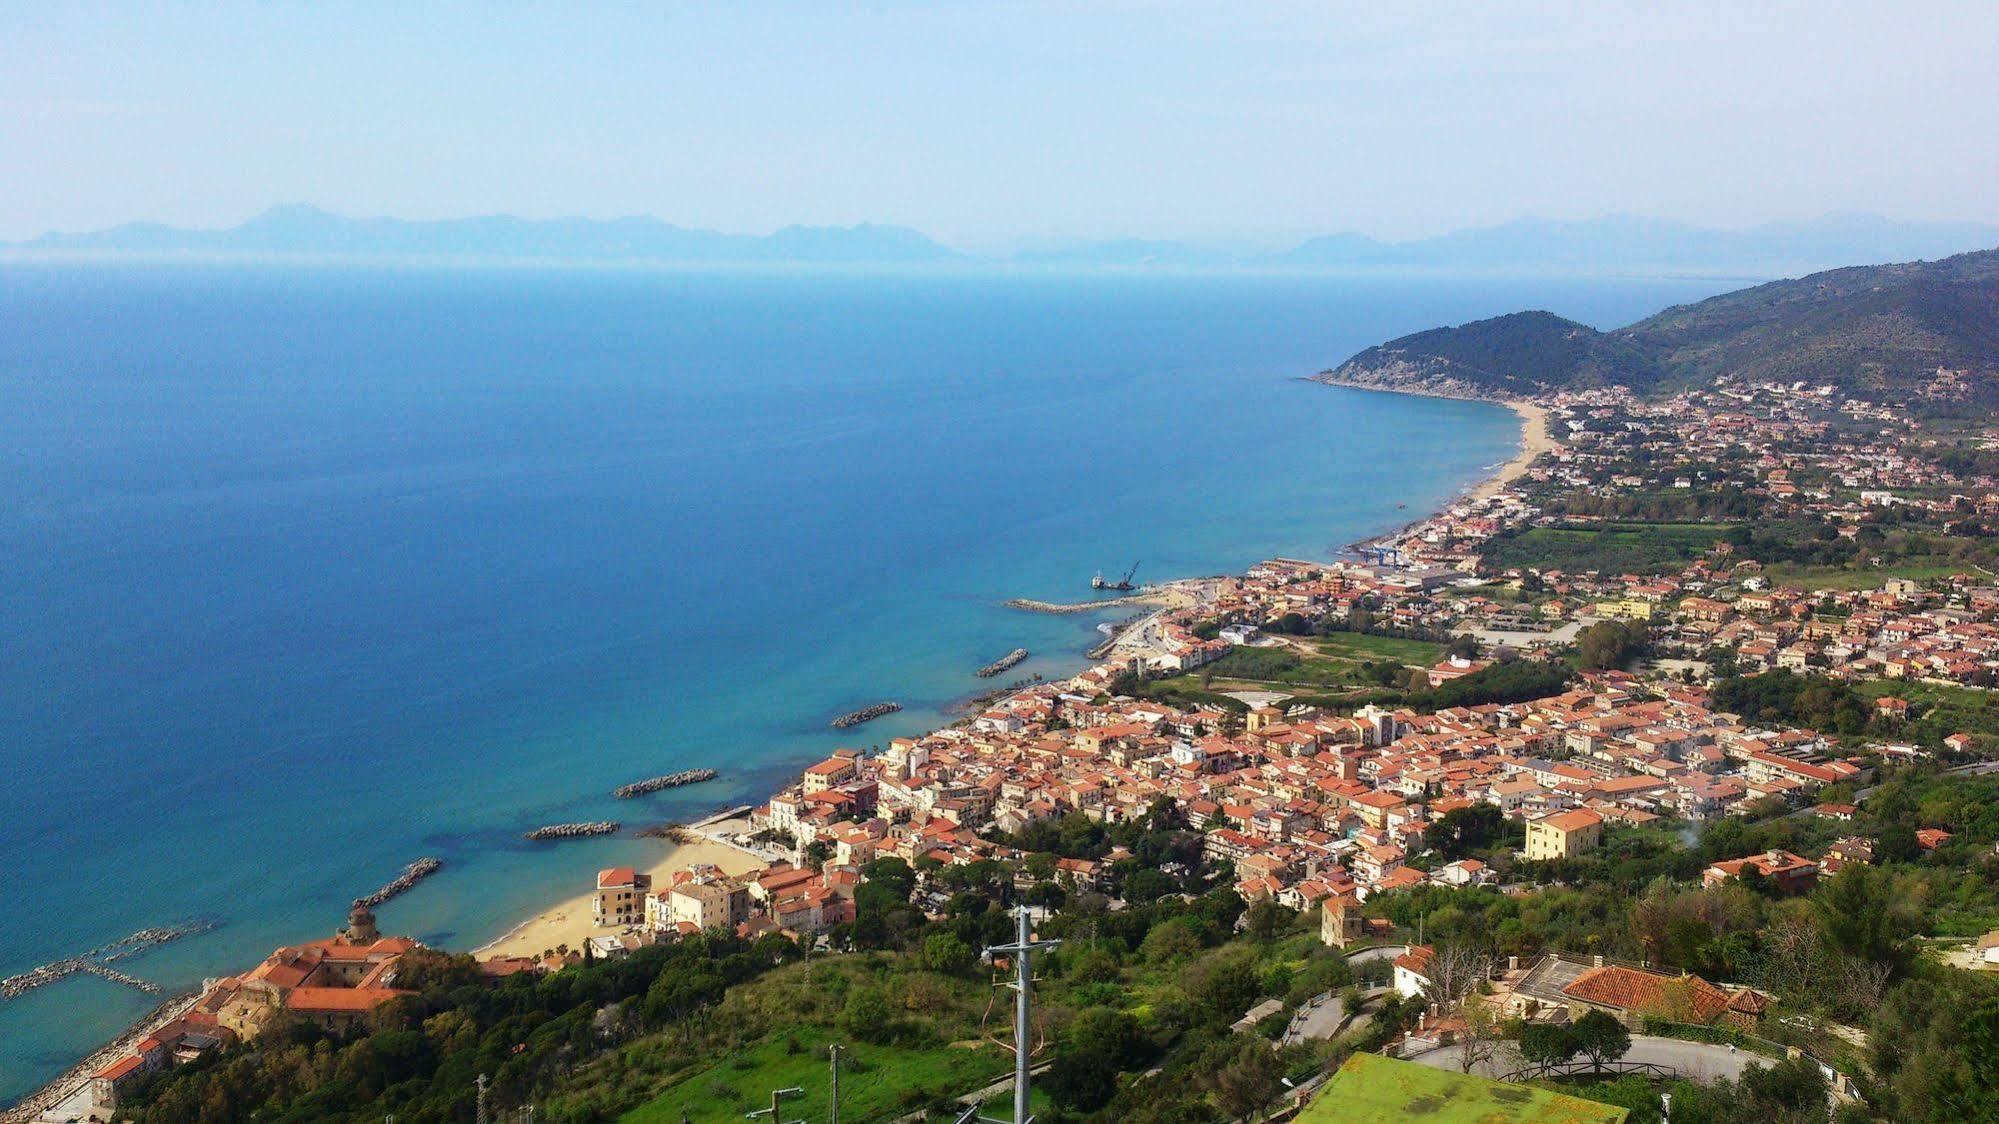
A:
[1324, 248, 1999, 403]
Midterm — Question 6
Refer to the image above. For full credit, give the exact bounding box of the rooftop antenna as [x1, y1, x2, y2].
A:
[980, 905, 1061, 1124]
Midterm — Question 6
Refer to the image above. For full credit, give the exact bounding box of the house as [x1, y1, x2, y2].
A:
[1431, 859, 1493, 888]
[1524, 809, 1603, 861]
[1393, 945, 1435, 999]
[1559, 963, 1740, 1029]
[1703, 850, 1818, 894]
[656, 866, 752, 933]
[1320, 892, 1363, 948]
[594, 866, 652, 928]
[1977, 930, 1999, 967]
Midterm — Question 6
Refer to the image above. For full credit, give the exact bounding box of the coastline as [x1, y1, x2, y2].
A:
[9, 372, 1533, 1114]
[1306, 374, 1555, 502]
[472, 837, 768, 961]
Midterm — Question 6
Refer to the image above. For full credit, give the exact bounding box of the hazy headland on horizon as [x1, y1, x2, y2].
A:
[10, 204, 1999, 277]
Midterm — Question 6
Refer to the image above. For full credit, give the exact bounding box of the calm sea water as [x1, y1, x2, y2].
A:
[0, 263, 1733, 1101]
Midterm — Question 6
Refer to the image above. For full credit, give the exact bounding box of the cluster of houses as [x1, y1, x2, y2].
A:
[737, 641, 1877, 956]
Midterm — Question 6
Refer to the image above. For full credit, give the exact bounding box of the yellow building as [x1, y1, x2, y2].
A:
[1593, 599, 1655, 621]
[802, 754, 858, 793]
[1525, 809, 1604, 861]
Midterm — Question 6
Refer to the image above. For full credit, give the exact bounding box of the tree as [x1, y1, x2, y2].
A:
[1518, 1022, 1578, 1076]
[919, 933, 976, 977]
[1419, 940, 1493, 1017]
[1577, 618, 1648, 670]
[1571, 1010, 1631, 1073]
[840, 986, 895, 1045]
[1813, 864, 1904, 968]
[1196, 956, 1263, 1022]
[1432, 803, 1507, 858]
[1200, 1036, 1284, 1120]
[1457, 994, 1502, 1075]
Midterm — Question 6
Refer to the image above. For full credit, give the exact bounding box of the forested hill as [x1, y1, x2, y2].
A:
[1321, 247, 1999, 401]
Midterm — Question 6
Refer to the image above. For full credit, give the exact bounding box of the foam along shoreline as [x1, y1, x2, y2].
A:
[471, 838, 765, 961]
[1474, 397, 1553, 499]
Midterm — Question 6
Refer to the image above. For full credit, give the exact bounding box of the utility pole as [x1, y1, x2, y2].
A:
[744, 1085, 803, 1124]
[981, 906, 1061, 1124]
[475, 1075, 489, 1124]
[828, 1044, 842, 1124]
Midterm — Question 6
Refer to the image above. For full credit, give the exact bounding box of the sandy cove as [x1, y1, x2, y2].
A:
[474, 838, 766, 960]
[1472, 397, 1555, 499]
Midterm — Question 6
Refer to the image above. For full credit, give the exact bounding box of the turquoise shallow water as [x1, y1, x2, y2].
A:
[0, 263, 1734, 1101]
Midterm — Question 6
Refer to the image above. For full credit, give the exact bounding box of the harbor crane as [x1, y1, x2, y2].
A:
[1091, 561, 1140, 592]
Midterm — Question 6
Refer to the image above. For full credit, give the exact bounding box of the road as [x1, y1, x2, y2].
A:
[1345, 944, 1408, 966]
[1402, 1035, 1760, 1084]
[1282, 986, 1390, 1045]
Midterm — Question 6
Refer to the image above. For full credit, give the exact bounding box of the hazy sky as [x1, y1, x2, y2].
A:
[4, 2, 1997, 249]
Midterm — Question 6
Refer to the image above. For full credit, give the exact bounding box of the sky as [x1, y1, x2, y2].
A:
[4, 2, 1998, 251]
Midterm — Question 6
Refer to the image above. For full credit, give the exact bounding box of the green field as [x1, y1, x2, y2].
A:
[1765, 558, 1968, 591]
[1483, 521, 1730, 575]
[1313, 631, 1446, 666]
[622, 1030, 1008, 1122]
[1297, 1053, 1628, 1124]
[1856, 678, 1999, 747]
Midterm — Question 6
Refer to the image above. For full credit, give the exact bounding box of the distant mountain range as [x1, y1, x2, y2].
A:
[7, 204, 961, 264]
[1322, 247, 1999, 406]
[8, 206, 1999, 273]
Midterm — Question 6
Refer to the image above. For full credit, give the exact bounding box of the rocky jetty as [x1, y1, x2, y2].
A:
[613, 767, 718, 799]
[976, 648, 1029, 677]
[357, 857, 443, 908]
[831, 701, 900, 729]
[523, 821, 619, 841]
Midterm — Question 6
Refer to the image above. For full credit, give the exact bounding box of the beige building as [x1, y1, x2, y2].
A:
[802, 752, 859, 793]
[1524, 809, 1604, 861]
[654, 866, 752, 933]
[594, 866, 652, 928]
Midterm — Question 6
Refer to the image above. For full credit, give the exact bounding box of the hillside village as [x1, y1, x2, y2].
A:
[67, 371, 1999, 1123]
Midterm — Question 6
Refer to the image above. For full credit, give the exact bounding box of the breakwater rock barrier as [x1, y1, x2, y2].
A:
[614, 768, 719, 799]
[976, 648, 1030, 677]
[1004, 596, 1139, 614]
[524, 821, 620, 841]
[358, 857, 443, 908]
[831, 701, 901, 729]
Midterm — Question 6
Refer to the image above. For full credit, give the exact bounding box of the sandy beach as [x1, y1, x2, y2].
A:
[474, 838, 768, 960]
[1471, 398, 1556, 500]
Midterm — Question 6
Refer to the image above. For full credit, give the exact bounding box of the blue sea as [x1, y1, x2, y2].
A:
[0, 262, 1734, 1101]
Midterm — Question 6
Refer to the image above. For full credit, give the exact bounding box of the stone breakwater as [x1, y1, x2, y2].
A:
[1003, 596, 1138, 614]
[613, 768, 719, 799]
[1, 922, 217, 1000]
[523, 821, 620, 841]
[357, 857, 443, 909]
[976, 648, 1029, 677]
[830, 701, 901, 729]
